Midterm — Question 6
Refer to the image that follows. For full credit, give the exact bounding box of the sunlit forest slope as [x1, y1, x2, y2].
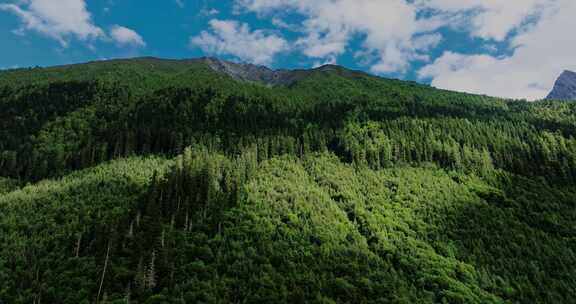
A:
[1, 57, 575, 303]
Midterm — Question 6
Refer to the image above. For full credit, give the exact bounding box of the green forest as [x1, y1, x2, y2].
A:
[0, 57, 575, 303]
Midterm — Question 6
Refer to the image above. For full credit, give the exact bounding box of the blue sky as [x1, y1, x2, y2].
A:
[1, 0, 575, 100]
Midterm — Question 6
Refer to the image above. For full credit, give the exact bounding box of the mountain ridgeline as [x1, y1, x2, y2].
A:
[0, 57, 575, 303]
[547, 70, 576, 100]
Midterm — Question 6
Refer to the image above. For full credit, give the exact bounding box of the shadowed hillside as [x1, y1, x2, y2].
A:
[0, 57, 575, 303]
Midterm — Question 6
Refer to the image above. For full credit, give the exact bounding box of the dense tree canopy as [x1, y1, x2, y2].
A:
[0, 57, 575, 303]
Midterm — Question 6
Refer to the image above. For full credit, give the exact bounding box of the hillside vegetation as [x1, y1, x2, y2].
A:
[0, 57, 575, 303]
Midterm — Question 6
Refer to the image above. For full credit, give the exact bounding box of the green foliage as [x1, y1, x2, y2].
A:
[1, 57, 575, 183]
[0, 157, 171, 303]
[0, 58, 575, 303]
[0, 177, 19, 195]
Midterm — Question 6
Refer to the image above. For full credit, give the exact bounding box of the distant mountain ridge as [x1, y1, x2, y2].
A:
[0, 56, 377, 88]
[547, 70, 576, 100]
[202, 57, 367, 86]
[203, 57, 295, 86]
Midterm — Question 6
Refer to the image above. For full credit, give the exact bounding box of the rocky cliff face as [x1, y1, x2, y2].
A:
[547, 70, 576, 100]
[203, 57, 297, 86]
[202, 57, 364, 87]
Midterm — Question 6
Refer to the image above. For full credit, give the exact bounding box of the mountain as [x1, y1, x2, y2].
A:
[203, 57, 301, 86]
[0, 56, 382, 88]
[547, 70, 576, 100]
[0, 57, 575, 304]
[203, 57, 370, 86]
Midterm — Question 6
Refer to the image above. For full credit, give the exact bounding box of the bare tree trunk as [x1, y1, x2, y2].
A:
[75, 233, 82, 258]
[184, 210, 189, 232]
[97, 241, 111, 303]
[128, 221, 134, 238]
[125, 283, 131, 304]
[35, 266, 42, 304]
[147, 250, 157, 289]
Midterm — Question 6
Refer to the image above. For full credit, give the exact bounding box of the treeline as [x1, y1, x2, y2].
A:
[1, 63, 575, 184]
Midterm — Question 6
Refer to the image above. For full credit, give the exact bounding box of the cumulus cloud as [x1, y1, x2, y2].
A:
[110, 25, 146, 47]
[419, 0, 576, 100]
[0, 0, 146, 49]
[237, 0, 544, 73]
[237, 0, 572, 99]
[190, 19, 288, 65]
[0, 0, 104, 47]
[237, 0, 442, 73]
[416, 0, 552, 41]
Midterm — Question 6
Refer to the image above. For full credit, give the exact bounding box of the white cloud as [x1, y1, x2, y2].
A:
[237, 0, 439, 73]
[238, 0, 572, 99]
[0, 0, 104, 47]
[190, 19, 288, 65]
[0, 0, 144, 49]
[238, 0, 544, 73]
[412, 33, 442, 51]
[271, 17, 298, 31]
[312, 56, 337, 68]
[0, 65, 20, 70]
[416, 0, 552, 41]
[419, 0, 576, 100]
[175, 0, 184, 8]
[110, 25, 146, 47]
[200, 8, 220, 16]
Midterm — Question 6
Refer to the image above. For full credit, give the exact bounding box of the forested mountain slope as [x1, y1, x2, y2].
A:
[0, 57, 575, 303]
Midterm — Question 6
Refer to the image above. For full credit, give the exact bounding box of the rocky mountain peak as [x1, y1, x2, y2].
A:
[546, 70, 576, 100]
[202, 57, 296, 86]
